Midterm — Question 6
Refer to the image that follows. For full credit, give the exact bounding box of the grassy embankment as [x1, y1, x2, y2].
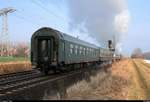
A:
[65, 60, 131, 100]
[0, 56, 29, 62]
[64, 59, 150, 100]
[129, 59, 150, 100]
[0, 57, 32, 75]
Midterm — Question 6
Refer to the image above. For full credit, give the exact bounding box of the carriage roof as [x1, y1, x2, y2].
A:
[32, 27, 99, 49]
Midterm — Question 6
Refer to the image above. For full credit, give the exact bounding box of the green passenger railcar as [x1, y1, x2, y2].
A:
[31, 27, 114, 75]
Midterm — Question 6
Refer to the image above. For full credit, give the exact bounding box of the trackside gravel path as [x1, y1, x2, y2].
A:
[64, 59, 150, 100]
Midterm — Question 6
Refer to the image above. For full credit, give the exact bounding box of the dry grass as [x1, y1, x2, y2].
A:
[65, 59, 131, 100]
[120, 59, 146, 100]
[142, 60, 150, 68]
[65, 59, 150, 100]
[117, 59, 150, 100]
[0, 61, 32, 75]
[131, 59, 150, 99]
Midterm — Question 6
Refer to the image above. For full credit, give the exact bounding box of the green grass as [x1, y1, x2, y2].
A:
[0, 57, 30, 62]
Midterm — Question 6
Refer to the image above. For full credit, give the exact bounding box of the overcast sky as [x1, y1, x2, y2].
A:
[0, 0, 150, 56]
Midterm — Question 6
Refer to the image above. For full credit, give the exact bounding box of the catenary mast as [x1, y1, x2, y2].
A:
[0, 7, 16, 56]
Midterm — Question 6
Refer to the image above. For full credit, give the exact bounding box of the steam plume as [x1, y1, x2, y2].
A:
[67, 0, 130, 53]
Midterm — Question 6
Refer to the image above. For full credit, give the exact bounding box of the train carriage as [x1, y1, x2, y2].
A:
[31, 27, 102, 74]
[99, 48, 114, 62]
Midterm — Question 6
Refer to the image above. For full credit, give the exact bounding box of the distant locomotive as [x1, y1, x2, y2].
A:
[31, 27, 115, 75]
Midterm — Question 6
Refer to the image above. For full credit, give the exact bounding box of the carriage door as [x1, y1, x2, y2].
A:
[38, 39, 50, 64]
[38, 37, 57, 65]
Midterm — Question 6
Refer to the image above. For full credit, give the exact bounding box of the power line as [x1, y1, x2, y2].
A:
[40, 0, 63, 12]
[31, 0, 69, 24]
[12, 13, 41, 26]
[16, 9, 47, 25]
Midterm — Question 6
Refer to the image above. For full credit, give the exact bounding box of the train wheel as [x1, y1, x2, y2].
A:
[44, 70, 49, 75]
[58, 64, 66, 73]
[40, 68, 48, 76]
[43, 65, 49, 75]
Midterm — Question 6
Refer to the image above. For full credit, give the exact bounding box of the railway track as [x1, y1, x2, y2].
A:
[0, 63, 111, 99]
[0, 68, 44, 96]
[0, 69, 40, 80]
[0, 68, 84, 98]
[0, 69, 42, 86]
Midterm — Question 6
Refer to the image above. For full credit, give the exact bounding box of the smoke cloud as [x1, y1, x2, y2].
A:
[67, 0, 130, 53]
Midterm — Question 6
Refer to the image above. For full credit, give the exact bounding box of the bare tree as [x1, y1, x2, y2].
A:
[13, 42, 29, 57]
[0, 41, 30, 58]
[131, 48, 144, 58]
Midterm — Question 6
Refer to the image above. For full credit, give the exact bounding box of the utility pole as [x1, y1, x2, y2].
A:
[113, 34, 116, 52]
[112, 34, 116, 62]
[0, 7, 16, 56]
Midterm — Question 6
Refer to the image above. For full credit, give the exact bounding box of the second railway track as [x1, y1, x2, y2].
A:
[0, 68, 84, 98]
[0, 63, 111, 99]
[0, 68, 42, 86]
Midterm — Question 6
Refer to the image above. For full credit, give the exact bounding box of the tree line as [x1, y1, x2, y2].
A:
[0, 42, 30, 57]
[131, 48, 149, 59]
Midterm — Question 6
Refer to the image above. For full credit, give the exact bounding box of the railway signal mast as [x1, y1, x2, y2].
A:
[0, 7, 16, 56]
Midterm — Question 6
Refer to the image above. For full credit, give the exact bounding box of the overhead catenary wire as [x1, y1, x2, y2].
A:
[16, 9, 48, 26]
[22, 0, 83, 37]
[12, 13, 42, 27]
[31, 0, 69, 24]
[39, 0, 64, 13]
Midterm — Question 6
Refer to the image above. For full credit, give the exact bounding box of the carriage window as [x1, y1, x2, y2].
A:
[70, 44, 74, 54]
[83, 48, 85, 55]
[38, 39, 51, 60]
[41, 40, 47, 52]
[80, 46, 82, 54]
[85, 48, 88, 55]
[75, 45, 78, 55]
